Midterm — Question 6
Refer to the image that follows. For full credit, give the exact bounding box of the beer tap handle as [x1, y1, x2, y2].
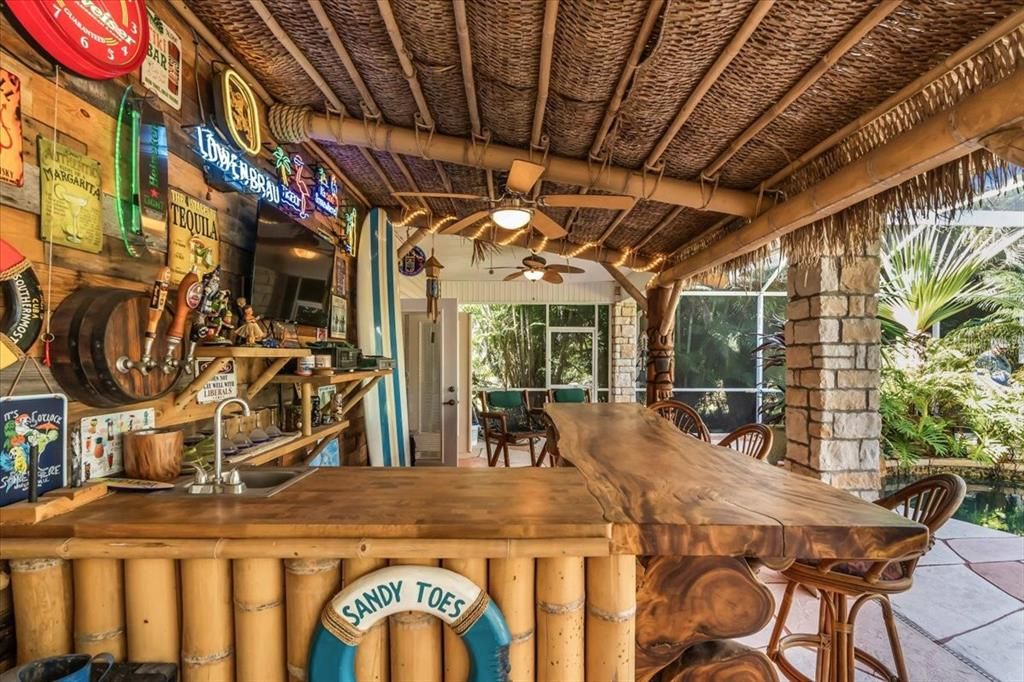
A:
[163, 270, 199, 373]
[116, 266, 170, 375]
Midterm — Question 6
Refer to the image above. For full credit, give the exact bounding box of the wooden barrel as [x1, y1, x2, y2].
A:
[51, 287, 182, 406]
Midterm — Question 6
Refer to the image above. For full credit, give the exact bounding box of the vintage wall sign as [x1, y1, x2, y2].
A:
[39, 137, 103, 254]
[141, 7, 182, 110]
[167, 187, 219, 284]
[7, 0, 149, 80]
[0, 68, 24, 187]
[193, 126, 280, 204]
[0, 240, 44, 370]
[139, 105, 169, 220]
[1, 394, 67, 506]
[79, 407, 155, 481]
[213, 68, 261, 156]
[194, 358, 237, 404]
[398, 246, 426, 277]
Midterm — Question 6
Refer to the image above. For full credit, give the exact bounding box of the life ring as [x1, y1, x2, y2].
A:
[0, 239, 43, 370]
[308, 565, 511, 682]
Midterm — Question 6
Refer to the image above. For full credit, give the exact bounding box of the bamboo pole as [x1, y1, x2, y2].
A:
[285, 559, 341, 682]
[377, 0, 434, 129]
[388, 559, 442, 682]
[452, 0, 495, 201]
[300, 382, 313, 437]
[124, 559, 180, 663]
[234, 559, 286, 682]
[585, 556, 636, 681]
[343, 558, 390, 682]
[702, 1, 905, 178]
[531, 0, 559, 149]
[658, 280, 685, 337]
[73, 559, 126, 660]
[489, 558, 535, 682]
[442, 559, 488, 682]
[181, 559, 234, 682]
[306, 0, 382, 117]
[654, 67, 1024, 285]
[9, 558, 72, 663]
[536, 557, 584, 682]
[668, 215, 734, 261]
[634, 206, 684, 253]
[602, 264, 648, 313]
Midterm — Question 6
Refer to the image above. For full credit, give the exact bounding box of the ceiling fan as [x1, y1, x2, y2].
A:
[490, 254, 584, 284]
[391, 159, 635, 239]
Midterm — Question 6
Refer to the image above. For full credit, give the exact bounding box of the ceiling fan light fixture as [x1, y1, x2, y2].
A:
[523, 269, 545, 281]
[490, 206, 532, 230]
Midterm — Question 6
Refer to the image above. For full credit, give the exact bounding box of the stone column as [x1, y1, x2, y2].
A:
[784, 247, 882, 498]
[611, 299, 638, 403]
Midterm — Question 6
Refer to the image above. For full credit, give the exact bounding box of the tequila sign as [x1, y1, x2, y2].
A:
[167, 187, 219, 284]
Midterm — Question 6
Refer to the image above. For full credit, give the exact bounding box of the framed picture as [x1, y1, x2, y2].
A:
[333, 249, 347, 297]
[329, 294, 347, 339]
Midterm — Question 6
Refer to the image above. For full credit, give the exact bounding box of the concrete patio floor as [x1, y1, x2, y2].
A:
[460, 446, 1024, 680]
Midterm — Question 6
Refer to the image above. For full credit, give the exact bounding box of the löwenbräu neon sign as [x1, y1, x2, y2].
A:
[192, 126, 280, 204]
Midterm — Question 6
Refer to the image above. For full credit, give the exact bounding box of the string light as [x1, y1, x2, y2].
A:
[633, 254, 666, 273]
[469, 222, 492, 240]
[393, 208, 427, 228]
[534, 236, 549, 253]
[428, 215, 456, 233]
[566, 242, 596, 258]
[498, 228, 524, 246]
[612, 247, 631, 268]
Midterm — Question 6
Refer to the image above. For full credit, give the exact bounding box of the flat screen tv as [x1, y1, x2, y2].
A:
[248, 203, 334, 328]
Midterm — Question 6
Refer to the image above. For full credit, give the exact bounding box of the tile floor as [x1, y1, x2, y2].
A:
[459, 445, 1024, 681]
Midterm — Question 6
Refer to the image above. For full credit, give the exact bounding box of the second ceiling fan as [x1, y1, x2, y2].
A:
[392, 159, 635, 239]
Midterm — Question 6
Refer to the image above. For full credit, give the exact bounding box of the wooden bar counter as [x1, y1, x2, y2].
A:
[1, 404, 928, 681]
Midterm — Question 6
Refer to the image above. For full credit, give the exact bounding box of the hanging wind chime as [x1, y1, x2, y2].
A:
[425, 251, 444, 322]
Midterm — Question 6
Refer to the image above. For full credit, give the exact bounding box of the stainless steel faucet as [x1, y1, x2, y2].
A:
[214, 397, 250, 492]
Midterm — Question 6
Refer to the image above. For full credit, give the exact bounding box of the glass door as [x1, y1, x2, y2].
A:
[547, 329, 596, 398]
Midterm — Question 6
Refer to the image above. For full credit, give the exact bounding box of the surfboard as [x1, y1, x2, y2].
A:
[356, 209, 410, 467]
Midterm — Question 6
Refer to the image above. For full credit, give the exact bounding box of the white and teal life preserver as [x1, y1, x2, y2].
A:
[308, 566, 511, 682]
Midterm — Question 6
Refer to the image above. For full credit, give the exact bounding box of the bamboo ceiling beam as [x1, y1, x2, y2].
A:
[652, 66, 1024, 285]
[658, 279, 684, 337]
[634, 206, 685, 252]
[308, 0, 382, 118]
[377, 0, 435, 129]
[167, 1, 369, 208]
[763, 6, 1024, 189]
[531, 0, 559, 149]
[701, 0, 904, 179]
[598, 1, 773, 248]
[452, 0, 495, 201]
[358, 148, 411, 212]
[602, 264, 648, 313]
[390, 152, 431, 214]
[275, 109, 761, 215]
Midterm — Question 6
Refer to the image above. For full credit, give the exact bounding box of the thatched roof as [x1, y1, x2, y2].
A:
[182, 0, 1023, 276]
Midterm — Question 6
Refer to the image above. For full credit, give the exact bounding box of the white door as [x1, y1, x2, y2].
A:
[402, 298, 459, 466]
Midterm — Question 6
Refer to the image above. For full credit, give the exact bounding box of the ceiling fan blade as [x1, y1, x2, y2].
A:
[531, 210, 568, 239]
[547, 264, 585, 274]
[440, 209, 491, 235]
[503, 270, 525, 282]
[541, 194, 635, 210]
[542, 269, 564, 284]
[392, 191, 486, 200]
[506, 159, 546, 194]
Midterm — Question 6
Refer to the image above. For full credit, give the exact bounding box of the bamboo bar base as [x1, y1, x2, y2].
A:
[442, 558, 487, 682]
[490, 557, 536, 681]
[181, 559, 234, 682]
[73, 559, 125, 660]
[389, 559, 442, 682]
[587, 555, 637, 680]
[536, 557, 585, 681]
[285, 559, 341, 682]
[344, 558, 389, 682]
[124, 559, 179, 664]
[9, 558, 72, 663]
[234, 558, 286, 682]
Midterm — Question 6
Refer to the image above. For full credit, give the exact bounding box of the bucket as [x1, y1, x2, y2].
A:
[15, 653, 112, 682]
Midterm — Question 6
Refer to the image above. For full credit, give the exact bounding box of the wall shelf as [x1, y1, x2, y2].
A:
[269, 368, 392, 387]
[225, 420, 351, 467]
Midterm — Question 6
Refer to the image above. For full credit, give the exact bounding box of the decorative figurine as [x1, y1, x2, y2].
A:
[425, 252, 444, 322]
[234, 297, 265, 346]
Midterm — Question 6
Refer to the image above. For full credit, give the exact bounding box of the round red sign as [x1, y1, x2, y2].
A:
[7, 1, 150, 80]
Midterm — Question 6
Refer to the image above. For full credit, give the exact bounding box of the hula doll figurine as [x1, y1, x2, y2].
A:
[234, 297, 265, 346]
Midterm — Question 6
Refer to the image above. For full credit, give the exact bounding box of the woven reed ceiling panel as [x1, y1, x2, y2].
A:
[183, 0, 1021, 259]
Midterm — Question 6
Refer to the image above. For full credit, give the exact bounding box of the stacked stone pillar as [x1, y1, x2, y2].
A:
[611, 300, 638, 403]
[784, 247, 883, 498]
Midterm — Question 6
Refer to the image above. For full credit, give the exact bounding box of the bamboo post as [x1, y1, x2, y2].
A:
[442, 559, 487, 682]
[300, 383, 313, 437]
[586, 556, 636, 681]
[489, 558, 535, 682]
[181, 559, 234, 682]
[536, 557, 584, 681]
[234, 559, 286, 682]
[343, 558, 390, 682]
[388, 559, 442, 682]
[73, 559, 126, 660]
[124, 559, 180, 664]
[285, 559, 341, 682]
[9, 558, 72, 663]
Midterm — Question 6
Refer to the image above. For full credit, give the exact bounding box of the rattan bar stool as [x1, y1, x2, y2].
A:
[719, 423, 774, 460]
[767, 474, 965, 682]
[648, 399, 711, 442]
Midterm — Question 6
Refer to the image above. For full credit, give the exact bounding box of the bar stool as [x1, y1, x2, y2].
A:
[767, 474, 965, 682]
[648, 400, 711, 442]
[719, 423, 773, 460]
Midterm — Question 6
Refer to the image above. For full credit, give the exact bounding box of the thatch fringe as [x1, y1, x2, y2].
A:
[780, 28, 1024, 263]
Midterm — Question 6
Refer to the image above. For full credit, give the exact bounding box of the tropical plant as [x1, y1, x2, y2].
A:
[464, 304, 546, 389]
[752, 317, 786, 425]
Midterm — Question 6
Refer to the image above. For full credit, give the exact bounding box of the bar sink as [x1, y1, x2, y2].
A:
[167, 466, 316, 498]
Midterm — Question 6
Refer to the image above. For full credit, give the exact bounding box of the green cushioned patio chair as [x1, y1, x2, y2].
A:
[547, 387, 592, 403]
[478, 390, 547, 467]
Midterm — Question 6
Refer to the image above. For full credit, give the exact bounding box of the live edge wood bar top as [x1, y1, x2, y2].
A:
[546, 403, 929, 560]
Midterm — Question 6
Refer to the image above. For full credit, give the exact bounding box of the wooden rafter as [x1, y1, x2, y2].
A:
[667, 215, 732, 261]
[389, 153, 431, 214]
[377, 0, 435, 129]
[701, 0, 904, 179]
[634, 206, 684, 252]
[602, 264, 648, 313]
[452, 0, 495, 201]
[653, 67, 1024, 285]
[307, 0, 382, 118]
[531, 0, 559, 149]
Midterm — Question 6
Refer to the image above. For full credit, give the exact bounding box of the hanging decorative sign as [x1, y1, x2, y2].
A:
[0, 68, 24, 188]
[6, 1, 149, 80]
[341, 206, 358, 255]
[192, 126, 280, 204]
[1, 394, 67, 506]
[140, 7, 181, 110]
[167, 187, 219, 284]
[425, 254, 444, 322]
[39, 137, 103, 254]
[329, 294, 347, 339]
[399, 246, 427, 277]
[79, 407, 155, 481]
[114, 86, 143, 256]
[271, 146, 311, 219]
[313, 165, 339, 218]
[0, 240, 44, 370]
[213, 68, 261, 156]
[333, 249, 347, 297]
[139, 104, 168, 220]
[194, 358, 237, 404]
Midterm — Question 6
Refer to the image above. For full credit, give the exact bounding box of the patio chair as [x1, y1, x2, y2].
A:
[648, 399, 711, 442]
[478, 390, 547, 467]
[547, 387, 592, 403]
[767, 473, 966, 682]
[719, 423, 773, 460]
